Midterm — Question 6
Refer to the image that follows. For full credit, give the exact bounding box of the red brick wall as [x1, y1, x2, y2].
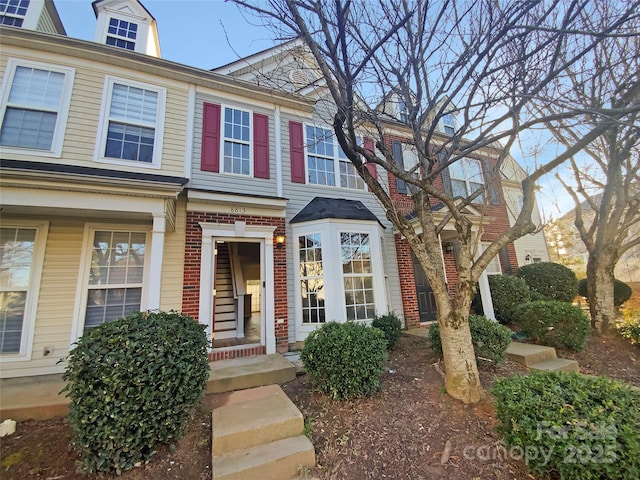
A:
[380, 133, 519, 323]
[182, 211, 288, 354]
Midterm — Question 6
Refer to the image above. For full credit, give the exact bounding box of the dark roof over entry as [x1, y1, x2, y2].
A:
[290, 197, 384, 227]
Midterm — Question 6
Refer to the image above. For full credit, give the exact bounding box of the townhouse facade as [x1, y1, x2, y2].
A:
[1, 0, 544, 378]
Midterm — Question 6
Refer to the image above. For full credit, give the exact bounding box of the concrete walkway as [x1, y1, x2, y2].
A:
[1, 354, 296, 422]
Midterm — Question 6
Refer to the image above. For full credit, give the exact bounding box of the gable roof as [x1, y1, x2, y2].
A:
[290, 197, 384, 227]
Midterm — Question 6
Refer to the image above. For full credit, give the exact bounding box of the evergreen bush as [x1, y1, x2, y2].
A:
[488, 274, 531, 324]
[578, 278, 633, 307]
[429, 315, 512, 365]
[492, 371, 640, 480]
[618, 307, 640, 345]
[512, 301, 590, 351]
[372, 312, 403, 349]
[301, 321, 387, 400]
[62, 311, 210, 473]
[518, 262, 578, 302]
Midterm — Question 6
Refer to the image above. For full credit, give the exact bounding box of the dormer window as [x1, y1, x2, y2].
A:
[106, 17, 137, 50]
[398, 99, 409, 124]
[442, 113, 455, 134]
[0, 0, 30, 27]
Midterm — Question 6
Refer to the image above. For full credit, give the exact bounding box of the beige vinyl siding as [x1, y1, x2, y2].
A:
[1, 211, 185, 379]
[35, 8, 57, 34]
[190, 92, 279, 196]
[0, 46, 189, 177]
[159, 197, 187, 311]
[280, 109, 404, 341]
[1, 218, 83, 378]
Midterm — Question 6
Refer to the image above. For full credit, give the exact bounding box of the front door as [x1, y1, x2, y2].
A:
[412, 252, 437, 322]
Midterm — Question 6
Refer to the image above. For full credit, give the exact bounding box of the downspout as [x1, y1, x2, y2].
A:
[275, 105, 283, 197]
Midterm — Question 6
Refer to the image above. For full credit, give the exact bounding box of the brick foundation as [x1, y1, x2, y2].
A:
[208, 345, 266, 362]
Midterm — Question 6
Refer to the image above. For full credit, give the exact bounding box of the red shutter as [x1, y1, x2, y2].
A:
[363, 137, 377, 179]
[289, 121, 305, 183]
[253, 113, 270, 179]
[201, 103, 220, 172]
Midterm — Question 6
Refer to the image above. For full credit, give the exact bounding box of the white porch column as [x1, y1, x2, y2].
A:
[146, 213, 166, 311]
[478, 271, 496, 320]
[199, 235, 214, 339]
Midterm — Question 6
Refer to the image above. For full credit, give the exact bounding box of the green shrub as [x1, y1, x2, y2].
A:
[488, 275, 531, 324]
[512, 301, 590, 351]
[518, 262, 578, 302]
[578, 278, 633, 307]
[429, 315, 513, 365]
[618, 307, 640, 345]
[301, 321, 387, 400]
[62, 311, 210, 474]
[492, 371, 640, 480]
[372, 312, 403, 349]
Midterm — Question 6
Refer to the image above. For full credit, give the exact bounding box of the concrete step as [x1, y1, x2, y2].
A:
[506, 342, 557, 366]
[530, 358, 580, 373]
[212, 435, 315, 480]
[212, 385, 303, 455]
[207, 354, 296, 394]
[0, 377, 69, 422]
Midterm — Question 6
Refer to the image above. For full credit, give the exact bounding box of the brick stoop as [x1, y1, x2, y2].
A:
[507, 342, 579, 373]
[211, 384, 315, 480]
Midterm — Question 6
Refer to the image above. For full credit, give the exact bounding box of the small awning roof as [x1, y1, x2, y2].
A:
[291, 197, 385, 227]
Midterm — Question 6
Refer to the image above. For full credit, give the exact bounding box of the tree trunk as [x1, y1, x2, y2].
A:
[437, 306, 485, 404]
[586, 256, 617, 334]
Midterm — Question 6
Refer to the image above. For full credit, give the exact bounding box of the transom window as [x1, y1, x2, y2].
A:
[0, 60, 74, 155]
[0, 227, 35, 354]
[0, 0, 29, 27]
[449, 158, 485, 202]
[223, 107, 251, 175]
[84, 230, 146, 332]
[299, 234, 325, 324]
[341, 233, 375, 321]
[98, 77, 165, 166]
[106, 18, 137, 51]
[306, 125, 365, 190]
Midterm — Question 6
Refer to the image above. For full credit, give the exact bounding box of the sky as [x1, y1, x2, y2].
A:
[54, 0, 280, 70]
[53, 0, 574, 218]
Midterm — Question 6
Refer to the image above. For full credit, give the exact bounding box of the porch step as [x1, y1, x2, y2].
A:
[207, 354, 296, 394]
[0, 376, 69, 422]
[212, 385, 303, 455]
[530, 358, 580, 373]
[506, 342, 557, 366]
[212, 434, 315, 480]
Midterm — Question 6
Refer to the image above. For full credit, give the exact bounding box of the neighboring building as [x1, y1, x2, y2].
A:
[500, 155, 550, 267]
[549, 195, 640, 283]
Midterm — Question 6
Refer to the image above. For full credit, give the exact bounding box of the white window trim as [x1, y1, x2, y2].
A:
[94, 75, 166, 169]
[220, 104, 253, 177]
[480, 242, 502, 275]
[304, 124, 366, 191]
[105, 16, 138, 51]
[0, 220, 49, 362]
[292, 219, 387, 341]
[70, 223, 151, 344]
[0, 58, 75, 158]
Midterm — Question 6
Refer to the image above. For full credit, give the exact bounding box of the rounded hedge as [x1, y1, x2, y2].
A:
[492, 371, 640, 480]
[578, 278, 633, 307]
[372, 312, 403, 349]
[62, 311, 210, 474]
[488, 275, 531, 324]
[429, 315, 513, 366]
[517, 262, 578, 303]
[512, 301, 590, 351]
[301, 321, 387, 400]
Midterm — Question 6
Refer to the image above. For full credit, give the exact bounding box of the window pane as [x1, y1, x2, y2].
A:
[0, 108, 56, 150]
[8, 67, 64, 110]
[341, 232, 375, 322]
[0, 228, 35, 290]
[0, 291, 26, 353]
[105, 122, 155, 162]
[299, 234, 325, 324]
[110, 84, 157, 124]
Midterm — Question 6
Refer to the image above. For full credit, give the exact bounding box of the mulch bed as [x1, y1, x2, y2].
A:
[2, 331, 638, 480]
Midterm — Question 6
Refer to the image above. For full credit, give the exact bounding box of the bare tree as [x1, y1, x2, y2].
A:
[233, 0, 640, 403]
[537, 4, 640, 332]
